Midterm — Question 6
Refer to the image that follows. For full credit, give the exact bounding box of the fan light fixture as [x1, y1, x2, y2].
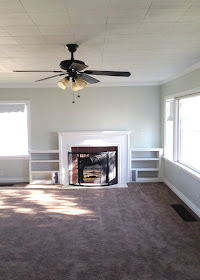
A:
[57, 76, 69, 90]
[58, 76, 87, 91]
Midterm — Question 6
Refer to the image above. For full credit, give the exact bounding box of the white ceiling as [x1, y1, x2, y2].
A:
[1, 0, 200, 87]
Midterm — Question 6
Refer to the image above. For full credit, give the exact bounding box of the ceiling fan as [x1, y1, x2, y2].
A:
[14, 44, 131, 91]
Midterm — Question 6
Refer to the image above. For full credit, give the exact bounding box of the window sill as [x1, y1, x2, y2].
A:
[0, 155, 29, 160]
[163, 156, 200, 183]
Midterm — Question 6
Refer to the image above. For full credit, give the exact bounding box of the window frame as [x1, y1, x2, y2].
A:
[164, 87, 200, 180]
[0, 100, 31, 159]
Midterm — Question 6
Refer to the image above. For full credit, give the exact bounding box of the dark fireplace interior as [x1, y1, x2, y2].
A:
[68, 147, 118, 186]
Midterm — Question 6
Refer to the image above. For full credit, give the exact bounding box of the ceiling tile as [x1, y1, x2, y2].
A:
[67, 0, 109, 12]
[20, 0, 67, 12]
[179, 7, 200, 21]
[13, 56, 60, 64]
[72, 24, 106, 35]
[0, 36, 18, 45]
[132, 33, 164, 43]
[0, 0, 25, 14]
[0, 13, 34, 26]
[106, 23, 140, 35]
[138, 22, 174, 34]
[0, 44, 26, 53]
[151, 0, 193, 9]
[161, 31, 200, 41]
[12, 36, 46, 45]
[105, 34, 133, 43]
[0, 52, 9, 58]
[3, 25, 41, 36]
[69, 13, 107, 24]
[0, 27, 10, 36]
[44, 35, 75, 45]
[145, 8, 187, 22]
[108, 9, 147, 23]
[109, 0, 152, 9]
[29, 13, 70, 25]
[37, 25, 74, 36]
[172, 22, 200, 32]
[0, 57, 17, 65]
[74, 34, 104, 46]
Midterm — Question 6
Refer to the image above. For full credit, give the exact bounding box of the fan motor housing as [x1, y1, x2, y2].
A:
[60, 60, 85, 71]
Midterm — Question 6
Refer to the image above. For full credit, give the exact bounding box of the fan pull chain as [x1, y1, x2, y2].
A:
[72, 92, 75, 103]
[77, 91, 80, 98]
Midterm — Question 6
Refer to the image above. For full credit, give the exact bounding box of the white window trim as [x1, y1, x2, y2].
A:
[0, 100, 31, 159]
[164, 86, 200, 181]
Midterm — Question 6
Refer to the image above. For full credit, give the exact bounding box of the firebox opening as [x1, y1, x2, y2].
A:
[68, 147, 118, 186]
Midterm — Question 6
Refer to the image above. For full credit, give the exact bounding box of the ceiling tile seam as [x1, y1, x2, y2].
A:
[0, 27, 21, 55]
[64, 0, 76, 48]
[141, 1, 153, 23]
[100, 0, 111, 72]
[0, 1, 26, 14]
[176, 2, 194, 23]
[18, 0, 48, 44]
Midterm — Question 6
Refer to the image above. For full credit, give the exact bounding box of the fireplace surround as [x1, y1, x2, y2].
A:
[58, 131, 130, 187]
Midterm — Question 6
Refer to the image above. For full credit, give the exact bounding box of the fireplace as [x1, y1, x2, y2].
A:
[58, 131, 130, 186]
[68, 146, 118, 186]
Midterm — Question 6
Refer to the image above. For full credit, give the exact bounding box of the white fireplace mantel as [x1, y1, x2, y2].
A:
[58, 131, 130, 186]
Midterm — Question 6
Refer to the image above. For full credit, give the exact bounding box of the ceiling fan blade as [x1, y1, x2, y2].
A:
[79, 73, 100, 84]
[14, 70, 65, 73]
[35, 73, 65, 82]
[84, 70, 131, 77]
[69, 62, 88, 72]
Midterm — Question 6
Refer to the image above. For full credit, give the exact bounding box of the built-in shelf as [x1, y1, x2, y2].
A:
[29, 150, 60, 184]
[131, 158, 159, 161]
[31, 160, 59, 163]
[130, 148, 163, 182]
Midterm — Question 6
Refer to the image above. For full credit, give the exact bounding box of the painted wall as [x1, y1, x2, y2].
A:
[161, 68, 200, 215]
[0, 86, 160, 182]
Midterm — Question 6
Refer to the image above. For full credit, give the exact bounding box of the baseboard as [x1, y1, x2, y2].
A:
[163, 178, 200, 218]
[0, 177, 29, 184]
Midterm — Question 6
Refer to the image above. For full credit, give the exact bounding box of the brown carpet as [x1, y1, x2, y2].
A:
[0, 183, 200, 280]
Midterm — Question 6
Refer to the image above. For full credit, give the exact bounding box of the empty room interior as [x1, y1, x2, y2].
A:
[0, 0, 200, 279]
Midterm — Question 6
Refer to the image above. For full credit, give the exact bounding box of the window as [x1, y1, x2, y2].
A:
[165, 93, 200, 174]
[165, 99, 174, 160]
[0, 102, 29, 157]
[178, 94, 200, 172]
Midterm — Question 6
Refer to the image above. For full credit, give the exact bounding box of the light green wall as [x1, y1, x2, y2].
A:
[161, 69, 200, 214]
[0, 85, 160, 182]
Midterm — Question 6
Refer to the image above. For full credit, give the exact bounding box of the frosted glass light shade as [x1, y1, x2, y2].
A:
[75, 76, 87, 90]
[57, 77, 69, 90]
[71, 80, 79, 91]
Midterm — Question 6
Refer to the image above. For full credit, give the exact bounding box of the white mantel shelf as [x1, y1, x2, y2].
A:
[58, 131, 130, 187]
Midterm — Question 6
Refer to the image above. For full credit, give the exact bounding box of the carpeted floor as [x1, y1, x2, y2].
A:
[0, 183, 200, 280]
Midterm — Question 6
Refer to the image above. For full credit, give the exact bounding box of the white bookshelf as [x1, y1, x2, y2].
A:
[29, 150, 60, 184]
[130, 148, 163, 182]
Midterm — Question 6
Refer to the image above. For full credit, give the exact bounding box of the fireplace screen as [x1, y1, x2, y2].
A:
[68, 151, 117, 186]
